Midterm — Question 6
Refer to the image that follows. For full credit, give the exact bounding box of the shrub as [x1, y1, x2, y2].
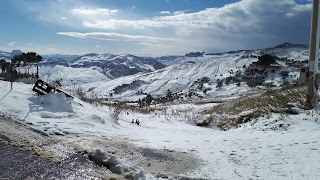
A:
[246, 80, 262, 87]
[68, 84, 104, 105]
[283, 80, 290, 86]
[111, 102, 125, 123]
[196, 115, 214, 127]
[280, 71, 289, 79]
[216, 111, 262, 131]
[257, 54, 277, 66]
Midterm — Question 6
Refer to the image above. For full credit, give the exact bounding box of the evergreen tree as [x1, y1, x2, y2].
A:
[11, 52, 42, 77]
[0, 59, 10, 72]
[145, 94, 153, 106]
[166, 89, 173, 101]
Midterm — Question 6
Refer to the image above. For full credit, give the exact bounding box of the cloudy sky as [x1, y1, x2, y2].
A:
[0, 0, 313, 56]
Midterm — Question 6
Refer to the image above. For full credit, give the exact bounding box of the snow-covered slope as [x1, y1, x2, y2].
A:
[0, 81, 117, 135]
[83, 52, 254, 99]
[1, 80, 320, 179]
[262, 43, 308, 61]
[70, 53, 165, 79]
[38, 65, 111, 85]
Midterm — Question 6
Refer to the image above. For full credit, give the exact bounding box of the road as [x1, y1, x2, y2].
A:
[0, 115, 117, 180]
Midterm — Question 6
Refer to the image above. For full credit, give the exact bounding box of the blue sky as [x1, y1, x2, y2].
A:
[0, 0, 313, 56]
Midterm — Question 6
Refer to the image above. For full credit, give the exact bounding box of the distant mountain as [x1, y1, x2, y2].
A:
[262, 42, 308, 61]
[0, 51, 11, 60]
[274, 42, 308, 49]
[10, 50, 22, 57]
[206, 50, 250, 56]
[39, 54, 79, 66]
[43, 54, 79, 62]
[1, 42, 309, 90]
[70, 53, 166, 79]
[0, 50, 22, 60]
[149, 55, 182, 66]
[153, 55, 182, 61]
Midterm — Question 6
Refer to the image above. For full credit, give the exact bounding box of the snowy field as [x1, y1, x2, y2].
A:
[1, 80, 320, 179]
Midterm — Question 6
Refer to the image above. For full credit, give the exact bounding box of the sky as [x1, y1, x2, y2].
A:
[0, 0, 313, 56]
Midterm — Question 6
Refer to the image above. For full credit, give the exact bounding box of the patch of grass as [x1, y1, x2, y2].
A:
[204, 84, 305, 115]
[67, 84, 104, 105]
[216, 110, 263, 131]
[202, 84, 306, 130]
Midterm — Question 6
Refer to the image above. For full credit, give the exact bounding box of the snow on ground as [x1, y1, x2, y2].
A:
[26, 65, 110, 86]
[165, 102, 219, 112]
[1, 80, 320, 179]
[0, 81, 116, 136]
[114, 111, 320, 179]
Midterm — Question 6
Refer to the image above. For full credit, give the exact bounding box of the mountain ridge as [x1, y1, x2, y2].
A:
[0, 42, 308, 61]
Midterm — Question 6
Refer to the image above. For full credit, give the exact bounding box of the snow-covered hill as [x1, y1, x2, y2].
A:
[82, 43, 306, 101]
[38, 65, 111, 85]
[2, 51, 166, 80]
[83, 52, 254, 100]
[262, 42, 308, 61]
[41, 54, 79, 66]
[70, 53, 165, 79]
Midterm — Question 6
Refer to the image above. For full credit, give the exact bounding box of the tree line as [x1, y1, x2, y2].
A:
[0, 52, 42, 81]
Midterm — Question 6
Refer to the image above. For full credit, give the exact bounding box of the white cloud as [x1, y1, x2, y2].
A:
[8, 42, 17, 46]
[160, 11, 171, 14]
[77, 0, 311, 53]
[20, 0, 119, 29]
[173, 10, 186, 15]
[71, 7, 118, 16]
[57, 32, 178, 44]
[81, 0, 310, 35]
[82, 19, 168, 30]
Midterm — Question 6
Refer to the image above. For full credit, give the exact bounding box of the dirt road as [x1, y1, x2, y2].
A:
[0, 115, 119, 179]
[0, 115, 199, 179]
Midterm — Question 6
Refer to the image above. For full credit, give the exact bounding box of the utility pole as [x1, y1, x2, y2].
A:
[306, 0, 320, 109]
[36, 65, 39, 79]
[10, 61, 13, 90]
